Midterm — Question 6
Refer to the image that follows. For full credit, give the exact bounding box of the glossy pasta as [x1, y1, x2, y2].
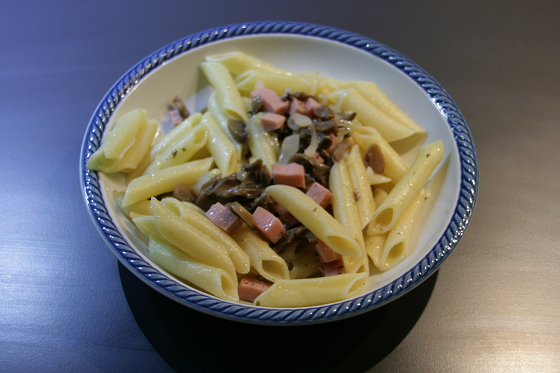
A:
[88, 50, 445, 308]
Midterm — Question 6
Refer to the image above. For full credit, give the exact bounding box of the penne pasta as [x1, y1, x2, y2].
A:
[207, 92, 244, 156]
[151, 198, 237, 281]
[201, 112, 240, 176]
[378, 189, 429, 271]
[245, 113, 277, 170]
[279, 241, 321, 279]
[329, 160, 368, 274]
[235, 70, 320, 95]
[254, 273, 368, 308]
[328, 89, 414, 142]
[161, 198, 251, 275]
[200, 61, 248, 122]
[348, 80, 425, 134]
[345, 145, 376, 228]
[265, 185, 363, 258]
[368, 141, 443, 235]
[206, 51, 289, 77]
[143, 122, 208, 175]
[149, 235, 239, 302]
[122, 157, 213, 207]
[150, 112, 202, 159]
[351, 126, 409, 183]
[231, 224, 290, 283]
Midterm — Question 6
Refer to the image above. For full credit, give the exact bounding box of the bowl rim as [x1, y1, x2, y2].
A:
[79, 21, 478, 325]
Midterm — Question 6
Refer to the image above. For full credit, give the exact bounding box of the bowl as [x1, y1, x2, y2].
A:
[80, 21, 478, 325]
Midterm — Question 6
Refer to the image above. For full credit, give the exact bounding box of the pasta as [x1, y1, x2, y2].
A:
[87, 51, 445, 308]
[368, 141, 443, 235]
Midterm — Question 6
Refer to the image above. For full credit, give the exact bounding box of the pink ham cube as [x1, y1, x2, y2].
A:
[261, 112, 286, 131]
[251, 87, 288, 115]
[252, 207, 286, 243]
[313, 240, 342, 263]
[304, 97, 321, 114]
[272, 163, 306, 189]
[305, 182, 332, 208]
[289, 98, 307, 115]
[323, 259, 345, 276]
[238, 277, 271, 302]
[205, 202, 242, 235]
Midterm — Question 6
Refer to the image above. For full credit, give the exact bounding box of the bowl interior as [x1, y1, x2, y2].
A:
[92, 31, 463, 319]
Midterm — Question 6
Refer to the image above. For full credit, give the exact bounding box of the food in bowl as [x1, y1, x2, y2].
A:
[86, 51, 443, 308]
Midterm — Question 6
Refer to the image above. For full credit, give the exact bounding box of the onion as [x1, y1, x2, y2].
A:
[304, 124, 319, 157]
[287, 113, 312, 130]
[277, 134, 300, 165]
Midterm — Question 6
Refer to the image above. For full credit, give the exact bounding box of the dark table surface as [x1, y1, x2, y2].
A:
[2, 0, 559, 372]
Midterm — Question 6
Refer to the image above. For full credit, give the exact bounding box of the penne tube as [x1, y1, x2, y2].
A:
[368, 141, 443, 235]
[235, 70, 320, 95]
[132, 215, 162, 241]
[202, 112, 240, 176]
[348, 80, 425, 134]
[364, 232, 387, 269]
[231, 224, 290, 283]
[329, 160, 368, 274]
[151, 198, 237, 281]
[122, 157, 213, 207]
[161, 198, 251, 275]
[345, 145, 376, 228]
[200, 61, 248, 122]
[95, 108, 147, 159]
[205, 51, 289, 76]
[328, 89, 414, 142]
[265, 185, 363, 258]
[254, 273, 368, 308]
[114, 192, 152, 218]
[87, 108, 150, 173]
[378, 189, 429, 271]
[150, 112, 202, 159]
[280, 241, 321, 280]
[207, 92, 244, 156]
[351, 126, 409, 183]
[116, 120, 158, 173]
[245, 113, 277, 170]
[149, 235, 239, 302]
[143, 122, 208, 175]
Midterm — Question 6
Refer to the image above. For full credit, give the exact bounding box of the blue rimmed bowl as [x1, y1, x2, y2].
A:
[80, 21, 478, 325]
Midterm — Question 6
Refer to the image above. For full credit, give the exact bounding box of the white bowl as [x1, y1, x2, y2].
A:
[80, 21, 478, 325]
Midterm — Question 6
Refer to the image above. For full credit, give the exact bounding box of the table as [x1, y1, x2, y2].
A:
[2, 0, 559, 371]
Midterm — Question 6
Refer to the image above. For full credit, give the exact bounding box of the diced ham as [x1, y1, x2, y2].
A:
[205, 202, 242, 235]
[304, 97, 321, 114]
[289, 98, 307, 115]
[323, 258, 345, 276]
[238, 277, 271, 302]
[272, 163, 306, 189]
[170, 109, 182, 126]
[261, 112, 286, 131]
[305, 182, 332, 208]
[253, 207, 286, 243]
[314, 240, 342, 263]
[251, 87, 288, 115]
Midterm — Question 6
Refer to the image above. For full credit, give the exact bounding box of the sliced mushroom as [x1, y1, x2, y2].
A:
[172, 96, 190, 119]
[365, 143, 385, 174]
[228, 202, 255, 229]
[173, 182, 196, 203]
[228, 119, 248, 144]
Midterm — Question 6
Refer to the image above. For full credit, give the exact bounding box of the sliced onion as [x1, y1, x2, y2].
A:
[277, 134, 300, 165]
[304, 125, 319, 157]
[287, 113, 313, 130]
